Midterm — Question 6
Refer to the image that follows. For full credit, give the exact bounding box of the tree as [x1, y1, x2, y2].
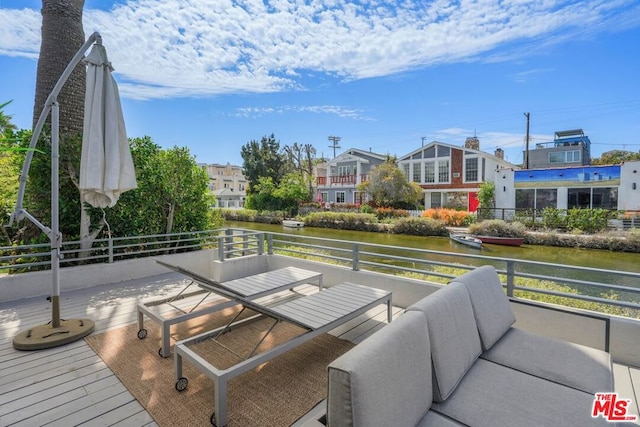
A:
[107, 137, 214, 237]
[274, 172, 312, 214]
[477, 181, 496, 208]
[33, 0, 86, 134]
[284, 142, 317, 199]
[241, 134, 287, 193]
[358, 159, 423, 208]
[591, 150, 640, 165]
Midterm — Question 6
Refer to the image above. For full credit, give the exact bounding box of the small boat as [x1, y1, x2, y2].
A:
[450, 233, 482, 249]
[282, 219, 304, 229]
[474, 235, 524, 247]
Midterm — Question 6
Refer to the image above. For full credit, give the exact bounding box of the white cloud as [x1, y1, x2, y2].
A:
[1, 0, 637, 99]
[233, 104, 372, 120]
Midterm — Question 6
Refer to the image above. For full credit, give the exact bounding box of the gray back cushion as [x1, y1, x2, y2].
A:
[407, 282, 482, 401]
[327, 311, 433, 427]
[451, 265, 515, 350]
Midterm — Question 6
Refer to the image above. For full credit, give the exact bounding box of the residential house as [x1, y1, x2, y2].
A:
[397, 137, 517, 211]
[525, 129, 591, 169]
[199, 162, 247, 208]
[494, 160, 640, 212]
[315, 148, 387, 205]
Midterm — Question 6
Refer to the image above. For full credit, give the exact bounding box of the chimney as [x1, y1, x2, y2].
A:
[494, 148, 504, 159]
[464, 137, 479, 150]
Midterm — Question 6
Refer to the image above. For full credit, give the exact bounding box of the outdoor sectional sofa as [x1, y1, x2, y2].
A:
[326, 265, 615, 427]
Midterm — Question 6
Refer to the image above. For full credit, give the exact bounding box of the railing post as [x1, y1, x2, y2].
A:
[108, 236, 113, 263]
[267, 234, 274, 255]
[257, 233, 264, 255]
[506, 261, 515, 297]
[352, 243, 359, 271]
[217, 236, 225, 261]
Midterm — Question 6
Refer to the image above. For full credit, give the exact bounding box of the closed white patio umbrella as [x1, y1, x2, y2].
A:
[80, 43, 136, 208]
[11, 33, 136, 350]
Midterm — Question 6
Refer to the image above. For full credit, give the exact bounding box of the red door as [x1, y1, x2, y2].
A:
[468, 192, 479, 212]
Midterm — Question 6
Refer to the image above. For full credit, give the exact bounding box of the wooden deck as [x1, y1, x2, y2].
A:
[0, 273, 400, 426]
[1, 272, 638, 426]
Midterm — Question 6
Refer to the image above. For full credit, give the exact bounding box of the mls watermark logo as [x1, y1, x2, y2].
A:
[592, 393, 638, 422]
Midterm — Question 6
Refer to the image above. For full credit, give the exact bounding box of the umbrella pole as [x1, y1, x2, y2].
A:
[51, 101, 61, 328]
[11, 34, 102, 350]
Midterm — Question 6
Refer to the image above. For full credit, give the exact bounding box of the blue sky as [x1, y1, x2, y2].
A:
[1, 0, 639, 166]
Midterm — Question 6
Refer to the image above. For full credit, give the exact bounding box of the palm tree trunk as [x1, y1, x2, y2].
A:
[33, 0, 86, 135]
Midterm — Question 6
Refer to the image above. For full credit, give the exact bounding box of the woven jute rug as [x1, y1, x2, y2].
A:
[85, 305, 354, 426]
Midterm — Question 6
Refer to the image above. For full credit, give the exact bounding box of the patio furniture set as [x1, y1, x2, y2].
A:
[326, 265, 615, 426]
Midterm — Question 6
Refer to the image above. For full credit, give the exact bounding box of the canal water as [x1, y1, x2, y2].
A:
[225, 221, 640, 275]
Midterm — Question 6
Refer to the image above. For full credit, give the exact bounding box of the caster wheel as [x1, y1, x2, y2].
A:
[158, 348, 169, 358]
[210, 411, 216, 426]
[137, 329, 147, 339]
[175, 377, 188, 391]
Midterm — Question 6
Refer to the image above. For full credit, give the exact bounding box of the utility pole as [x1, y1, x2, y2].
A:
[328, 136, 341, 158]
[523, 112, 530, 169]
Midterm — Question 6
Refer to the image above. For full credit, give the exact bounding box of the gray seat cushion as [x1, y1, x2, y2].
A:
[416, 410, 466, 426]
[432, 358, 610, 427]
[450, 265, 516, 350]
[482, 327, 614, 394]
[407, 282, 482, 402]
[327, 311, 433, 427]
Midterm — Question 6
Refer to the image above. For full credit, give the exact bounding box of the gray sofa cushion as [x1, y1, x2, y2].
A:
[407, 282, 482, 402]
[326, 311, 433, 427]
[482, 327, 614, 394]
[432, 358, 610, 427]
[450, 265, 516, 350]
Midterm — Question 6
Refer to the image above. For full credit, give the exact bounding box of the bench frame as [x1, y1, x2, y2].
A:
[138, 261, 323, 357]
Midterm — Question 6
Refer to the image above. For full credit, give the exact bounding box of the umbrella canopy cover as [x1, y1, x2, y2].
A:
[80, 44, 137, 208]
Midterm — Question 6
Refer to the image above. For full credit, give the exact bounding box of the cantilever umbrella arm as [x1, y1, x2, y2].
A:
[11, 32, 103, 349]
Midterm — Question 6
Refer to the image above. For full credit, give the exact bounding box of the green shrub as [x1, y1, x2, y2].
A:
[468, 219, 526, 238]
[303, 212, 379, 231]
[541, 207, 567, 229]
[566, 208, 610, 234]
[390, 217, 448, 236]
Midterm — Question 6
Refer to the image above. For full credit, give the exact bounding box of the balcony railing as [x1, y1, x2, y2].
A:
[3, 228, 639, 317]
[316, 174, 369, 186]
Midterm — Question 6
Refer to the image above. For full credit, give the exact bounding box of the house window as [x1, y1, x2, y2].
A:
[354, 191, 366, 205]
[568, 188, 591, 208]
[412, 162, 421, 182]
[550, 151, 581, 163]
[424, 162, 435, 183]
[337, 166, 351, 176]
[465, 158, 479, 182]
[516, 189, 535, 209]
[320, 192, 328, 203]
[438, 160, 450, 183]
[336, 191, 345, 204]
[567, 150, 581, 163]
[402, 163, 410, 180]
[535, 189, 557, 210]
[592, 187, 617, 209]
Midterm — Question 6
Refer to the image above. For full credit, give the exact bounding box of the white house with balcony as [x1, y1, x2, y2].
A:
[315, 148, 387, 205]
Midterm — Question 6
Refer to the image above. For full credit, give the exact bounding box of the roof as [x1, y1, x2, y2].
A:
[398, 140, 518, 167]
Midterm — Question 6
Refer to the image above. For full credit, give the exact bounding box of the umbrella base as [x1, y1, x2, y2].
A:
[13, 318, 95, 351]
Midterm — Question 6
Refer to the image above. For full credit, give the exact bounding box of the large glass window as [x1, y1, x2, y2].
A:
[535, 189, 557, 210]
[438, 160, 450, 182]
[336, 191, 345, 204]
[465, 158, 479, 182]
[549, 152, 564, 163]
[424, 162, 435, 183]
[592, 187, 618, 209]
[568, 188, 591, 208]
[337, 166, 351, 176]
[412, 162, 421, 182]
[516, 189, 535, 209]
[438, 146, 450, 157]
